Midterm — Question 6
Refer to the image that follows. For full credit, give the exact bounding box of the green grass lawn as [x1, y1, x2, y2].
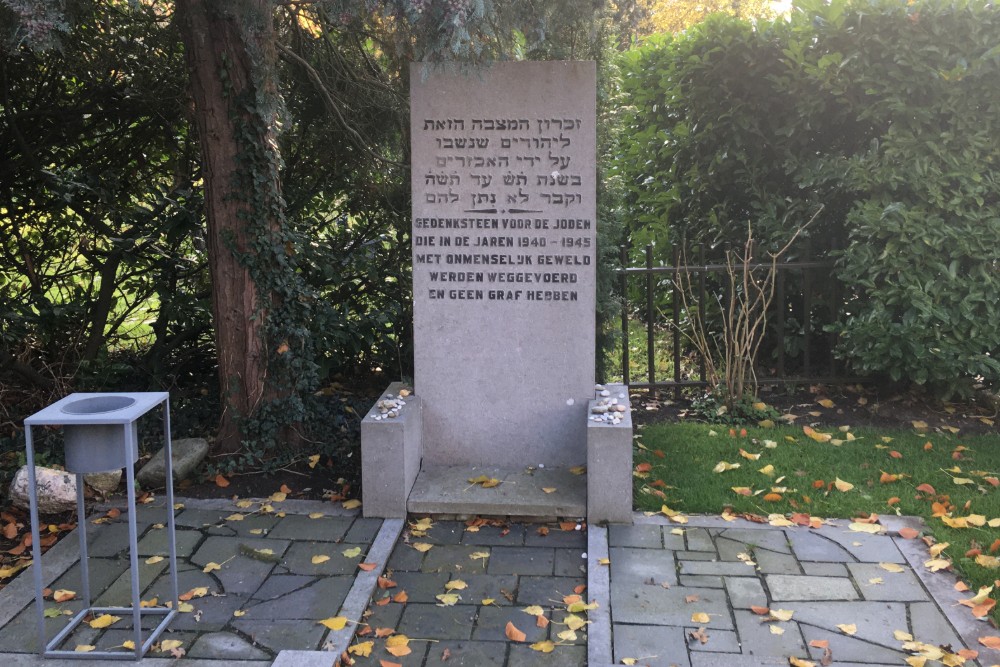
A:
[633, 421, 1000, 622]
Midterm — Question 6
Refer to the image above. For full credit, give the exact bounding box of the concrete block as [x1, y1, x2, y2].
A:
[587, 383, 633, 524]
[361, 382, 422, 518]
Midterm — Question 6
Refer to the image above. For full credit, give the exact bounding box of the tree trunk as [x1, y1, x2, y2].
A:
[175, 0, 283, 454]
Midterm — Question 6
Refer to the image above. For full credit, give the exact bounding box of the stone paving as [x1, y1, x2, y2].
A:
[595, 514, 1000, 667]
[1, 501, 997, 666]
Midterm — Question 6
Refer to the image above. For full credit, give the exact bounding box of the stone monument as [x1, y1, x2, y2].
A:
[361, 61, 632, 522]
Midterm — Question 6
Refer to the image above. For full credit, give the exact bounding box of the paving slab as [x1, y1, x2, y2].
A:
[613, 624, 691, 667]
[766, 574, 859, 601]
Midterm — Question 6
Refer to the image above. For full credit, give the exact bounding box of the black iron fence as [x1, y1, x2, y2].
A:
[617, 242, 862, 395]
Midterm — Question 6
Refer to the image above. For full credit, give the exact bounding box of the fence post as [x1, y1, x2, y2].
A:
[646, 244, 656, 397]
[620, 246, 630, 387]
[672, 244, 681, 400]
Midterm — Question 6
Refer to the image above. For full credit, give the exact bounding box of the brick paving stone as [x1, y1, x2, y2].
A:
[49, 557, 127, 600]
[251, 574, 316, 601]
[381, 571, 450, 603]
[662, 528, 686, 550]
[846, 563, 928, 602]
[678, 575, 724, 588]
[687, 626, 740, 653]
[232, 618, 326, 652]
[732, 610, 807, 657]
[685, 528, 716, 552]
[753, 549, 802, 575]
[266, 514, 352, 541]
[189, 535, 288, 595]
[724, 576, 767, 609]
[553, 548, 587, 577]
[175, 508, 233, 529]
[612, 585, 732, 629]
[486, 547, 554, 576]
[239, 575, 353, 620]
[678, 559, 757, 577]
[206, 513, 283, 539]
[524, 526, 586, 548]
[360, 597, 404, 629]
[908, 601, 964, 649]
[777, 601, 907, 647]
[716, 536, 754, 562]
[549, 610, 587, 645]
[608, 524, 662, 549]
[168, 592, 251, 631]
[344, 517, 383, 543]
[786, 530, 856, 562]
[609, 547, 677, 586]
[136, 526, 202, 557]
[811, 525, 905, 563]
[516, 575, 582, 606]
[280, 540, 367, 576]
[93, 558, 168, 606]
[472, 605, 548, 643]
[675, 550, 722, 561]
[85, 521, 141, 557]
[801, 562, 848, 577]
[419, 520, 466, 545]
[387, 540, 426, 571]
[395, 603, 475, 641]
[187, 631, 270, 660]
[720, 528, 792, 554]
[613, 623, 691, 667]
[446, 573, 518, 606]
[423, 544, 494, 574]
[766, 574, 859, 601]
[423, 639, 507, 665]
[461, 524, 527, 546]
[799, 624, 908, 664]
[689, 654, 793, 666]
[508, 643, 586, 666]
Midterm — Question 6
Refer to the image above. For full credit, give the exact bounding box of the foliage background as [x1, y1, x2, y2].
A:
[616, 0, 1000, 397]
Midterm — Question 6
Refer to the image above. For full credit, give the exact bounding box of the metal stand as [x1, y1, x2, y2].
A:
[23, 392, 179, 660]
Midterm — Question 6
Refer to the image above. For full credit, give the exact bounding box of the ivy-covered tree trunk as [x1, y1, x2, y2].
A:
[175, 0, 286, 454]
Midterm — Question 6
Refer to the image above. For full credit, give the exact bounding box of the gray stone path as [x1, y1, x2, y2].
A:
[1, 501, 997, 666]
[595, 514, 1000, 667]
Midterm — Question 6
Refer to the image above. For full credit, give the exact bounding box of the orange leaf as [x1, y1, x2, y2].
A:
[380, 661, 403, 667]
[979, 636, 1000, 649]
[559, 522, 576, 531]
[923, 441, 933, 451]
[989, 539, 1000, 554]
[972, 599, 996, 618]
[750, 606, 770, 615]
[966, 548, 982, 558]
[955, 581, 970, 592]
[358, 562, 378, 572]
[505, 621, 527, 642]
[106, 508, 121, 519]
[563, 594, 582, 605]
[985, 476, 999, 487]
[809, 639, 829, 649]
[392, 590, 408, 603]
[573, 584, 587, 594]
[889, 450, 903, 459]
[887, 497, 901, 506]
[375, 628, 395, 638]
[377, 577, 397, 589]
[214, 474, 230, 488]
[375, 597, 390, 606]
[957, 649, 979, 659]
[279, 484, 292, 494]
[898, 527, 919, 539]
[812, 480, 825, 489]
[536, 526, 549, 537]
[385, 646, 411, 658]
[879, 472, 898, 484]
[763, 493, 783, 502]
[915, 483, 936, 495]
[1, 523, 17, 540]
[635, 462, 652, 473]
[536, 614, 549, 628]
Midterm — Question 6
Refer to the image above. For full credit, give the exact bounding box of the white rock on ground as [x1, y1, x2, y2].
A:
[84, 469, 122, 494]
[8, 466, 77, 513]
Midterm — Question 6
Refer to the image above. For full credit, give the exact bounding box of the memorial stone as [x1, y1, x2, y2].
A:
[410, 60, 597, 467]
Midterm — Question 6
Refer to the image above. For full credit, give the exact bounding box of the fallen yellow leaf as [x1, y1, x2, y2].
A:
[411, 542, 433, 553]
[74, 645, 96, 652]
[342, 546, 363, 558]
[817, 399, 835, 408]
[849, 522, 884, 534]
[522, 605, 545, 616]
[436, 593, 460, 606]
[160, 639, 183, 652]
[713, 461, 740, 473]
[837, 623, 857, 635]
[342, 499, 362, 510]
[879, 562, 904, 573]
[311, 555, 331, 565]
[974, 554, 1000, 569]
[347, 640, 373, 657]
[505, 621, 527, 642]
[530, 639, 555, 653]
[145, 556, 165, 565]
[691, 612, 710, 623]
[88, 614, 120, 629]
[834, 478, 854, 492]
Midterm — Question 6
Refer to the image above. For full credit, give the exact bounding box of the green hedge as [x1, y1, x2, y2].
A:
[617, 0, 1000, 396]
